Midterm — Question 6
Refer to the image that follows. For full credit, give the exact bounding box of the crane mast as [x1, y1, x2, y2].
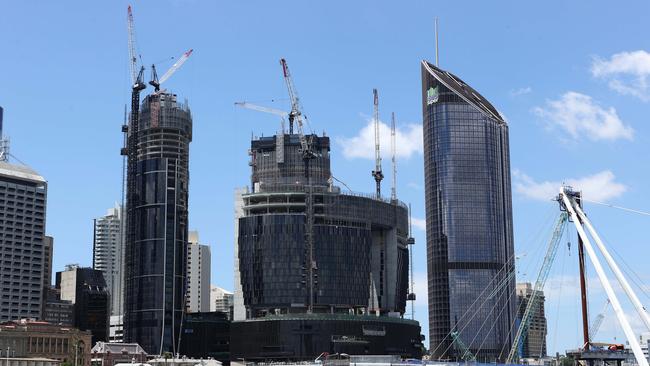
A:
[279, 58, 316, 313]
[280, 58, 302, 135]
[507, 212, 568, 363]
[127, 5, 138, 85]
[123, 4, 147, 347]
[372, 89, 383, 199]
[589, 300, 610, 342]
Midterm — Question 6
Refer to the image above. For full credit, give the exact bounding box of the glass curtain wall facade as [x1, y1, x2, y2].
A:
[124, 92, 192, 355]
[232, 133, 421, 360]
[421, 61, 515, 361]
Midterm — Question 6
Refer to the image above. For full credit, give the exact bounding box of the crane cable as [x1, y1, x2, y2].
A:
[584, 199, 650, 217]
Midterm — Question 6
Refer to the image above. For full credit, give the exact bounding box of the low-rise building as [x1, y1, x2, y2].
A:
[90, 342, 147, 366]
[0, 357, 61, 366]
[56, 265, 109, 344]
[209, 286, 233, 320]
[179, 312, 229, 364]
[0, 319, 92, 366]
[42, 287, 73, 326]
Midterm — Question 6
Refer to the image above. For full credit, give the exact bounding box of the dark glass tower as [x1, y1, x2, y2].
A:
[124, 92, 192, 355]
[421, 61, 515, 361]
[231, 133, 422, 360]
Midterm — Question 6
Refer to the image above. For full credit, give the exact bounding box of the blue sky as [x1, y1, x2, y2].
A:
[1, 0, 649, 356]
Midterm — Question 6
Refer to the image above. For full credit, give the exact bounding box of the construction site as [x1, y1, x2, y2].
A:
[229, 59, 423, 360]
[115, 4, 650, 365]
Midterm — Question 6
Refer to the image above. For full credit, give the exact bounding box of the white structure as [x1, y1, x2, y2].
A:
[186, 231, 211, 313]
[93, 204, 124, 316]
[559, 187, 650, 366]
[210, 286, 234, 318]
[109, 315, 123, 343]
[232, 187, 248, 320]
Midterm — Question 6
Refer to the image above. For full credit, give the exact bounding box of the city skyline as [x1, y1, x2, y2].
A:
[1, 0, 650, 355]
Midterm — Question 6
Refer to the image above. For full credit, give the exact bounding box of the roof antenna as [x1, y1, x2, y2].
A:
[0, 107, 9, 162]
[435, 17, 440, 67]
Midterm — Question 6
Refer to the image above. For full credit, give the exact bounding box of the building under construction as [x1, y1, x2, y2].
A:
[230, 132, 423, 360]
[123, 91, 192, 355]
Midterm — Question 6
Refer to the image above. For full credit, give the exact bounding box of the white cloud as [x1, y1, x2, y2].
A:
[591, 50, 650, 101]
[533, 92, 633, 141]
[412, 272, 428, 310]
[510, 87, 532, 97]
[407, 182, 423, 191]
[513, 170, 627, 202]
[411, 217, 426, 232]
[337, 118, 423, 160]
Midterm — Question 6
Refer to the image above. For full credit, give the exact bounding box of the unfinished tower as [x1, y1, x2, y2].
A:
[231, 133, 422, 360]
[123, 92, 192, 355]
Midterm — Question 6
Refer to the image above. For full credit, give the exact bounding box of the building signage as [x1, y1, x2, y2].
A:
[427, 86, 439, 105]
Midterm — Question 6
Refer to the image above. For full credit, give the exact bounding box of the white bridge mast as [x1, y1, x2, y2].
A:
[571, 203, 650, 331]
[559, 187, 649, 366]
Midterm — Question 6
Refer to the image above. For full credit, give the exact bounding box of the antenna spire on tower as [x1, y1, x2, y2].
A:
[0, 106, 9, 162]
[435, 17, 440, 66]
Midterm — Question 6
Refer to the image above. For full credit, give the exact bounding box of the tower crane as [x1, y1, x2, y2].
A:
[390, 112, 397, 201]
[150, 49, 194, 92]
[371, 89, 383, 199]
[589, 300, 611, 342]
[235, 101, 288, 164]
[507, 212, 568, 364]
[279, 58, 316, 312]
[234, 102, 288, 133]
[123, 3, 147, 348]
[280, 58, 313, 157]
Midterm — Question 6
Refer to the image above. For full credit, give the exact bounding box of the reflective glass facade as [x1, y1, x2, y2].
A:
[124, 92, 192, 355]
[239, 135, 410, 317]
[233, 133, 420, 360]
[421, 61, 515, 361]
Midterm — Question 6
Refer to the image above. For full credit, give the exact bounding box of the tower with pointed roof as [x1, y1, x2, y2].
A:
[421, 60, 516, 361]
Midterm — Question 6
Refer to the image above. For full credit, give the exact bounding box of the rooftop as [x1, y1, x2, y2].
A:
[0, 161, 45, 184]
[422, 60, 505, 123]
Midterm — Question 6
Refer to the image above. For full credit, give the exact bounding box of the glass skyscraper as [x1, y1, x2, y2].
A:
[421, 60, 516, 361]
[123, 92, 192, 355]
